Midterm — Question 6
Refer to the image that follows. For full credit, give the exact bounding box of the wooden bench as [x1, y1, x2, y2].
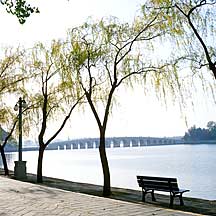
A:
[137, 176, 189, 206]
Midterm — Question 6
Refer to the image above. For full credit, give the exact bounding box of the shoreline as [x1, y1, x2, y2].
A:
[1, 169, 215, 215]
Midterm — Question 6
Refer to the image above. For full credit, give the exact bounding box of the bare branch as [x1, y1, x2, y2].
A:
[176, 1, 216, 78]
[115, 12, 160, 66]
[45, 94, 85, 146]
[116, 65, 167, 88]
[105, 61, 113, 86]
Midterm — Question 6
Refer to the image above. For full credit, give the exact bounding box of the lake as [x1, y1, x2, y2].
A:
[1, 144, 216, 200]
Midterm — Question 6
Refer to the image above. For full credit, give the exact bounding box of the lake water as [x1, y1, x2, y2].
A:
[1, 144, 216, 200]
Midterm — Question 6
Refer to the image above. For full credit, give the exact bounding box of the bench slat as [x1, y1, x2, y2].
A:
[137, 177, 179, 191]
[145, 183, 178, 190]
[143, 185, 171, 191]
[139, 179, 178, 185]
[142, 183, 178, 190]
[137, 176, 177, 182]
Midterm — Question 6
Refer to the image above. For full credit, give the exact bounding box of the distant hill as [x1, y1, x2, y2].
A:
[0, 125, 17, 152]
[0, 125, 8, 140]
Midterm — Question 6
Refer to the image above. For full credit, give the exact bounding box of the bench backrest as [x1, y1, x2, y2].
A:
[137, 176, 179, 192]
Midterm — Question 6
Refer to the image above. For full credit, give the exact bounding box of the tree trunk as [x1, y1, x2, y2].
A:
[209, 63, 216, 80]
[0, 147, 9, 175]
[99, 133, 111, 196]
[37, 145, 45, 183]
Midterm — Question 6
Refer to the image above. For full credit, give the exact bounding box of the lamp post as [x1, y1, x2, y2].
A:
[14, 97, 27, 179]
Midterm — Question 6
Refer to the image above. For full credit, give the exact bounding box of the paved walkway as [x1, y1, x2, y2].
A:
[0, 176, 204, 216]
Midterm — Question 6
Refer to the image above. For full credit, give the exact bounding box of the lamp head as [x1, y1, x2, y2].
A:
[14, 104, 19, 111]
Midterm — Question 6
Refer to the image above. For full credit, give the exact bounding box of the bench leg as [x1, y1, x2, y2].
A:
[142, 190, 146, 202]
[169, 194, 174, 207]
[179, 194, 184, 206]
[142, 189, 155, 202]
[151, 190, 156, 201]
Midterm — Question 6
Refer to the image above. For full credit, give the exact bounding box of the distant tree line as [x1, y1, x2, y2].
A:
[184, 121, 216, 141]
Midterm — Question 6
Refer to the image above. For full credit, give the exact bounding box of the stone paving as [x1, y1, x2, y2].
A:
[0, 176, 204, 216]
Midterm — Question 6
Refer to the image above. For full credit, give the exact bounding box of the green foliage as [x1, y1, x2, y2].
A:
[142, 0, 216, 78]
[139, 0, 216, 116]
[1, 0, 39, 24]
[0, 47, 29, 140]
[0, 47, 27, 98]
[66, 17, 184, 108]
[0, 106, 14, 124]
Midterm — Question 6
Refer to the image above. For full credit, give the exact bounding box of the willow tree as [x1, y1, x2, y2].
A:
[64, 15, 183, 196]
[0, 47, 26, 96]
[142, 0, 216, 81]
[0, 47, 27, 175]
[23, 41, 83, 183]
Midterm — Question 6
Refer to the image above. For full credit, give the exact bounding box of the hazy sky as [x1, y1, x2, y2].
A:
[0, 0, 144, 46]
[0, 0, 215, 140]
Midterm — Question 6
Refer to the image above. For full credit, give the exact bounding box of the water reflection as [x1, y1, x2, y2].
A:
[0, 152, 17, 168]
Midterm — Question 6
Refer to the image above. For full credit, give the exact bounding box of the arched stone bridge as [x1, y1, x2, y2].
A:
[47, 137, 181, 150]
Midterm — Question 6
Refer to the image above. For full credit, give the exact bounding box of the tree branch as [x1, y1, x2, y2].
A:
[45, 94, 84, 146]
[176, 2, 216, 78]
